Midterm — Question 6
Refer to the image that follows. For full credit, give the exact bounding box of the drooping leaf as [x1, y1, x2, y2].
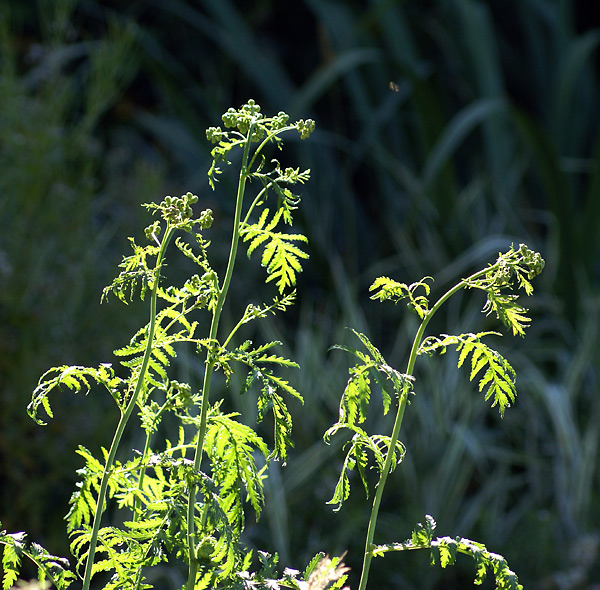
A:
[484, 292, 531, 337]
[418, 332, 517, 416]
[371, 516, 523, 590]
[369, 276, 433, 318]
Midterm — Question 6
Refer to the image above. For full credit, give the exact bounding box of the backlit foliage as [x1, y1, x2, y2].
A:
[2, 102, 316, 590]
[2, 101, 543, 590]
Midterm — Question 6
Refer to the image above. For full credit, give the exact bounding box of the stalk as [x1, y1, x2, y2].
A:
[356, 265, 495, 590]
[185, 121, 256, 590]
[82, 227, 175, 590]
[132, 399, 168, 522]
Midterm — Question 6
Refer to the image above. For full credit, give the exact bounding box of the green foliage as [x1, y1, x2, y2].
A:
[369, 277, 433, 319]
[467, 244, 545, 337]
[327, 245, 543, 589]
[206, 99, 314, 296]
[372, 515, 523, 590]
[4, 2, 600, 588]
[28, 365, 123, 426]
[242, 208, 309, 294]
[4, 97, 544, 590]
[418, 332, 517, 416]
[4, 101, 315, 590]
[228, 339, 303, 462]
[324, 329, 410, 510]
[0, 525, 76, 590]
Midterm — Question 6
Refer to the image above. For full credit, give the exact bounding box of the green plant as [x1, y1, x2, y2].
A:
[1, 100, 544, 590]
[0, 101, 337, 590]
[326, 243, 544, 590]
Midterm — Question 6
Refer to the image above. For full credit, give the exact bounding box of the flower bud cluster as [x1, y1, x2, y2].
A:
[161, 192, 199, 224]
[144, 220, 161, 241]
[206, 101, 314, 144]
[206, 126, 224, 143]
[296, 118, 316, 140]
[222, 99, 264, 138]
[198, 208, 213, 229]
[517, 243, 545, 278]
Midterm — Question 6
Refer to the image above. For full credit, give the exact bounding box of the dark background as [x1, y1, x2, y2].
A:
[1, 1, 599, 588]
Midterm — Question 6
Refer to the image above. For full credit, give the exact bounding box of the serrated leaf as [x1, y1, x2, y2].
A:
[483, 292, 531, 337]
[242, 208, 309, 293]
[421, 333, 516, 417]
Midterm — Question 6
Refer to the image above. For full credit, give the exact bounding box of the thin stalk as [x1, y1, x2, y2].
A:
[132, 397, 170, 521]
[12, 548, 63, 590]
[356, 265, 495, 590]
[185, 121, 256, 590]
[133, 432, 153, 521]
[82, 227, 175, 590]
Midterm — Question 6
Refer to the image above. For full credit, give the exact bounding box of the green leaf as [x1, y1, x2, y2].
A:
[28, 365, 123, 425]
[484, 292, 531, 337]
[418, 332, 516, 417]
[372, 516, 523, 590]
[412, 515, 436, 547]
[1, 533, 23, 590]
[369, 276, 432, 318]
[332, 330, 413, 428]
[0, 529, 74, 590]
[324, 424, 405, 510]
[242, 208, 309, 293]
[205, 411, 270, 522]
[102, 237, 159, 303]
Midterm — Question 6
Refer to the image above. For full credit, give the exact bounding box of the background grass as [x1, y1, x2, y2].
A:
[1, 0, 599, 588]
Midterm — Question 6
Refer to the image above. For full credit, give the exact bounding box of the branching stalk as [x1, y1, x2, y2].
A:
[185, 119, 257, 590]
[82, 227, 175, 590]
[356, 264, 496, 590]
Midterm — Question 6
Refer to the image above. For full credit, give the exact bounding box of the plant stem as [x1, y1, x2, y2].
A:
[132, 399, 168, 521]
[356, 265, 495, 590]
[185, 121, 255, 590]
[82, 227, 175, 590]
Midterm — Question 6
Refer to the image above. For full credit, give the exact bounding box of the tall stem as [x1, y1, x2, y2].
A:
[82, 227, 175, 590]
[185, 121, 255, 590]
[356, 265, 494, 590]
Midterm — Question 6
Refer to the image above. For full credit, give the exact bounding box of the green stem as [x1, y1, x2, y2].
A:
[133, 432, 153, 520]
[356, 265, 495, 590]
[241, 186, 268, 227]
[1, 543, 63, 590]
[82, 227, 175, 590]
[132, 397, 170, 521]
[185, 121, 256, 590]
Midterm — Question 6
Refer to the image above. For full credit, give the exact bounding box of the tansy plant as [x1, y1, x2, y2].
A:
[0, 100, 544, 590]
[326, 243, 544, 590]
[0, 101, 346, 590]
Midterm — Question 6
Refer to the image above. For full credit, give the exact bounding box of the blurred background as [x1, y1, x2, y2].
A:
[1, 0, 599, 588]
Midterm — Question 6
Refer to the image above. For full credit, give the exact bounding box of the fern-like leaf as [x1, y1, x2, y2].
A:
[242, 208, 309, 293]
[324, 424, 405, 511]
[418, 333, 517, 416]
[372, 515, 523, 590]
[484, 292, 531, 337]
[0, 527, 75, 590]
[332, 330, 413, 428]
[102, 238, 159, 303]
[28, 364, 123, 425]
[224, 341, 302, 461]
[369, 276, 432, 319]
[205, 412, 269, 524]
